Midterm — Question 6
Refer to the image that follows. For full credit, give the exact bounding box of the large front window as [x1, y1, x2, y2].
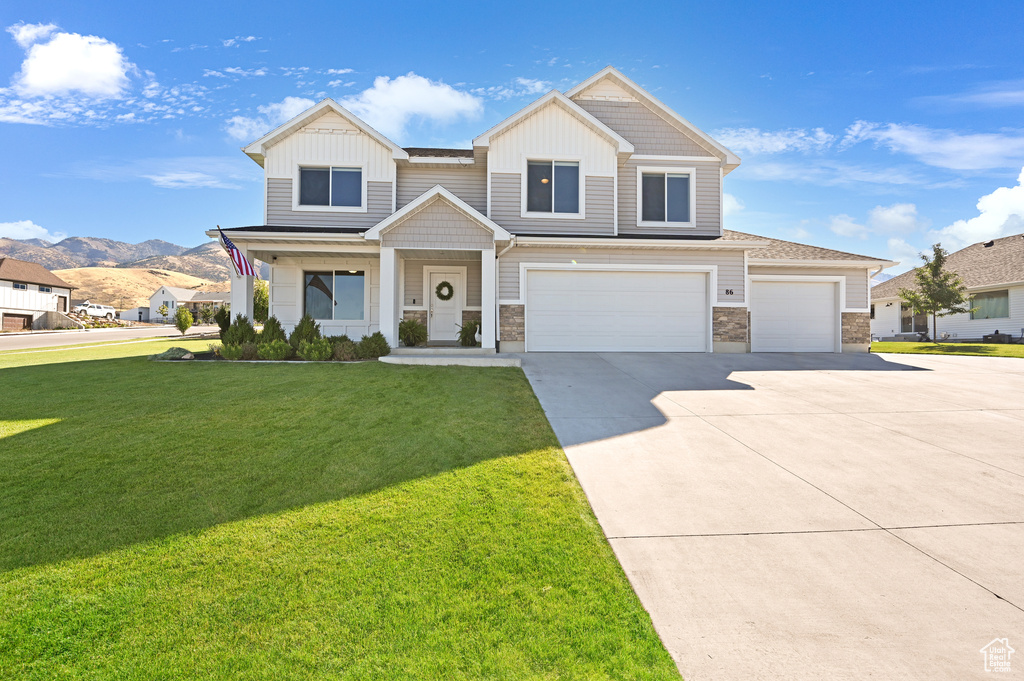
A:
[526, 160, 579, 214]
[304, 270, 365, 320]
[299, 167, 362, 207]
[900, 304, 928, 333]
[970, 290, 1009, 319]
[640, 168, 692, 224]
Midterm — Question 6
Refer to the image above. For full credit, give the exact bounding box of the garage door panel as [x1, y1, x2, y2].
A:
[525, 269, 708, 352]
[751, 281, 837, 353]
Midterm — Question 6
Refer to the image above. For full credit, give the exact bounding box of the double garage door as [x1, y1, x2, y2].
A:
[525, 269, 708, 352]
[2, 313, 33, 331]
[522, 270, 840, 353]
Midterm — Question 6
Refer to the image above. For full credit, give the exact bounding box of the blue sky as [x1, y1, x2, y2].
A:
[2, 0, 1023, 272]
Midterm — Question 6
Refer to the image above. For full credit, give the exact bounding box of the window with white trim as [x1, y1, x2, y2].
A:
[637, 167, 694, 226]
[299, 167, 362, 207]
[526, 160, 580, 214]
[304, 270, 365, 321]
[40, 286, 51, 293]
[13, 282, 27, 290]
[970, 290, 1009, 319]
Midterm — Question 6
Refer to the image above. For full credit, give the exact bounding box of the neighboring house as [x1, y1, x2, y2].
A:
[208, 66, 894, 353]
[0, 257, 75, 331]
[119, 306, 150, 323]
[149, 286, 228, 321]
[871, 233, 1024, 340]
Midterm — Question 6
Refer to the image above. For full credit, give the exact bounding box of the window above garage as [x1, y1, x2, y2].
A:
[637, 166, 695, 228]
[524, 160, 582, 218]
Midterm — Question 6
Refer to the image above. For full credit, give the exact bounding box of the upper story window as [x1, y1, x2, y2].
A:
[970, 290, 1009, 319]
[299, 166, 362, 208]
[638, 167, 694, 227]
[526, 160, 580, 215]
[40, 286, 51, 293]
[13, 282, 27, 291]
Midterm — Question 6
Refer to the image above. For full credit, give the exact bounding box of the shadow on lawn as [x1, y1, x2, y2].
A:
[919, 344, 1001, 354]
[0, 356, 554, 572]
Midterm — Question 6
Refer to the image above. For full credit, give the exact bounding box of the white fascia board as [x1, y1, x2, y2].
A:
[749, 258, 900, 268]
[566, 66, 740, 166]
[203, 229, 369, 244]
[471, 90, 634, 154]
[362, 185, 513, 241]
[512, 236, 769, 250]
[241, 99, 409, 165]
[405, 157, 475, 165]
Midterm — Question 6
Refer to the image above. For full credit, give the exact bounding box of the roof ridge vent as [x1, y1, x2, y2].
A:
[983, 240, 995, 247]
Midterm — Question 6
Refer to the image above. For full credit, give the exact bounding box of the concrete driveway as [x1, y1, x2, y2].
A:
[520, 351, 1024, 680]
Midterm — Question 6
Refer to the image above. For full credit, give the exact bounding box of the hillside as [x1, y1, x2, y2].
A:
[0, 238, 83, 270]
[53, 268, 228, 309]
[119, 242, 249, 281]
[0, 236, 190, 269]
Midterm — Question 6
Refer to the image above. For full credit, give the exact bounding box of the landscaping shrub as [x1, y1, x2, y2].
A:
[223, 314, 257, 346]
[458, 320, 480, 347]
[257, 339, 293, 360]
[174, 306, 193, 336]
[325, 334, 351, 345]
[259, 316, 287, 345]
[151, 347, 193, 360]
[332, 340, 359, 361]
[399, 318, 428, 347]
[288, 314, 322, 350]
[356, 331, 391, 359]
[214, 306, 231, 338]
[240, 342, 259, 360]
[297, 338, 333, 361]
[219, 344, 244, 360]
[253, 279, 269, 323]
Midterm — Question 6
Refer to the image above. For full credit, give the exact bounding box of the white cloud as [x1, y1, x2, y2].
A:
[224, 95, 315, 141]
[10, 26, 131, 98]
[841, 120, 1024, 170]
[6, 22, 57, 49]
[327, 68, 353, 75]
[221, 36, 259, 47]
[930, 168, 1024, 249]
[203, 66, 267, 79]
[341, 73, 482, 140]
[56, 155, 256, 190]
[828, 214, 868, 239]
[471, 76, 552, 100]
[916, 80, 1024, 109]
[868, 203, 924, 235]
[886, 237, 924, 271]
[0, 219, 66, 242]
[714, 127, 834, 154]
[142, 171, 241, 189]
[722, 193, 744, 216]
[738, 160, 941, 188]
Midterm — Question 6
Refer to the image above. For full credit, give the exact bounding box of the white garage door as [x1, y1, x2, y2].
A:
[751, 280, 838, 352]
[525, 269, 708, 352]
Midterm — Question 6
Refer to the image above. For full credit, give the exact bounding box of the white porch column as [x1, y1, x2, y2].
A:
[229, 242, 254, 321]
[379, 246, 398, 346]
[481, 248, 496, 349]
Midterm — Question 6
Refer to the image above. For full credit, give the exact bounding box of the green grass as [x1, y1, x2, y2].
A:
[0, 339, 678, 680]
[872, 341, 1024, 358]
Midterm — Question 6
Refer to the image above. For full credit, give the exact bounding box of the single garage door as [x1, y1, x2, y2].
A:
[2, 313, 33, 331]
[525, 269, 708, 352]
[751, 280, 837, 352]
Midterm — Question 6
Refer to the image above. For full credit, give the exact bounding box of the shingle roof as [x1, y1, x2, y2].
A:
[872, 232, 1024, 299]
[403, 147, 474, 158]
[722, 230, 886, 262]
[0, 257, 75, 289]
[154, 286, 227, 302]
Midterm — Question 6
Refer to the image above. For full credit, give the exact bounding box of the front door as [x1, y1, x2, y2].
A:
[428, 271, 462, 342]
[58, 296, 67, 313]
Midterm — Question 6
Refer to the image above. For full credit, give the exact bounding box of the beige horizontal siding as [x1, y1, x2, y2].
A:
[382, 199, 493, 249]
[618, 159, 721, 236]
[490, 174, 614, 236]
[397, 164, 487, 214]
[747, 265, 870, 310]
[498, 246, 745, 304]
[574, 99, 717, 157]
[266, 178, 392, 228]
[403, 258, 483, 307]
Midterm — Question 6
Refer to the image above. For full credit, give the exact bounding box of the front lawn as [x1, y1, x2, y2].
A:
[871, 341, 1024, 358]
[0, 340, 678, 679]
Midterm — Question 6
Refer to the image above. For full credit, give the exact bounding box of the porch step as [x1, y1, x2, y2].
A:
[380, 354, 520, 367]
[391, 346, 496, 356]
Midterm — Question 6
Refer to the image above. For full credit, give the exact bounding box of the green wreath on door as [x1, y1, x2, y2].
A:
[435, 280, 454, 301]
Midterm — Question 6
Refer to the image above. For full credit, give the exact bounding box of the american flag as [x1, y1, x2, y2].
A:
[218, 227, 259, 278]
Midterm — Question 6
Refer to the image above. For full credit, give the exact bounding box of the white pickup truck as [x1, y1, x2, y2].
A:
[72, 301, 117, 319]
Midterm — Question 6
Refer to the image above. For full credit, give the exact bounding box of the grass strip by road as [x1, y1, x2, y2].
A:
[0, 338, 678, 680]
[871, 341, 1024, 358]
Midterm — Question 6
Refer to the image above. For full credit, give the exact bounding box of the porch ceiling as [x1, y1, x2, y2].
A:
[398, 249, 484, 260]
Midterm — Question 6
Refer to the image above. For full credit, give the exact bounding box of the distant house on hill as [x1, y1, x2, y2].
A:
[0, 257, 75, 331]
[149, 286, 228, 322]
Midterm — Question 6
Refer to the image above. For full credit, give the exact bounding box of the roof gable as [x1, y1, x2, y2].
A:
[242, 99, 409, 166]
[566, 67, 740, 168]
[724, 230, 893, 264]
[363, 185, 512, 242]
[0, 257, 74, 289]
[472, 90, 634, 155]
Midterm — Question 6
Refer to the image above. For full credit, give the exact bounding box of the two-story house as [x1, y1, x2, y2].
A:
[0, 257, 75, 331]
[209, 66, 894, 353]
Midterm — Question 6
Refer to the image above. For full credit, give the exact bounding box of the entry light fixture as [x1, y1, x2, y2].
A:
[540, 178, 549, 184]
[348, 270, 357, 273]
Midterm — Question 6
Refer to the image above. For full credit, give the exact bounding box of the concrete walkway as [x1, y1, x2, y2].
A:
[520, 351, 1024, 680]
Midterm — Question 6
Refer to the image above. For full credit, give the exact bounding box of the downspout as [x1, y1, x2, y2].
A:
[494, 236, 517, 349]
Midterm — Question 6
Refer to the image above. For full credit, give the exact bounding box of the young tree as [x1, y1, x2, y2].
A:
[174, 306, 194, 336]
[158, 304, 169, 321]
[199, 304, 215, 324]
[898, 243, 972, 342]
[253, 279, 269, 323]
